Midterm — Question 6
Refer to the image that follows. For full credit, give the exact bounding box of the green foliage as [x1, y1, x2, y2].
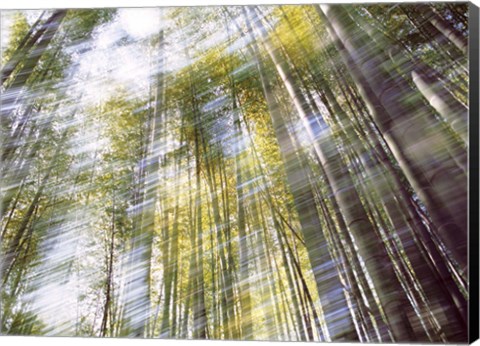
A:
[0, 3, 470, 341]
[64, 9, 116, 41]
[1, 12, 29, 64]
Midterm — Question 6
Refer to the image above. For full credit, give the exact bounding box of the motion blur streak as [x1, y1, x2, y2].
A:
[0, 4, 470, 342]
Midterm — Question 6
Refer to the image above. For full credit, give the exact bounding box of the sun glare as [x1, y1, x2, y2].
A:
[118, 8, 160, 39]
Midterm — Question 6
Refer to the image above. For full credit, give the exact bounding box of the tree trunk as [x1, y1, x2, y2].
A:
[2, 10, 67, 120]
[252, 6, 419, 341]
[417, 4, 468, 54]
[1, 10, 47, 86]
[241, 7, 359, 341]
[231, 87, 253, 339]
[318, 4, 468, 273]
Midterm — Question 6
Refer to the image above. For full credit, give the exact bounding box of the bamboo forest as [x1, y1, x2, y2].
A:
[0, 2, 473, 342]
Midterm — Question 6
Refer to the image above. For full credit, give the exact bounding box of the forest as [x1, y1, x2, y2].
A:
[0, 3, 471, 342]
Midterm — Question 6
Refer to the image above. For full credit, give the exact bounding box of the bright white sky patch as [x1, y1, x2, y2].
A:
[74, 9, 159, 105]
[1, 11, 14, 51]
[118, 8, 160, 39]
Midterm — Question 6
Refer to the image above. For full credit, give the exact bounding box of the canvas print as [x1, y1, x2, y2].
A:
[0, 2, 476, 342]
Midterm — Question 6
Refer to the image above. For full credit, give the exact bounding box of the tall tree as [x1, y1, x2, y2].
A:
[318, 4, 468, 273]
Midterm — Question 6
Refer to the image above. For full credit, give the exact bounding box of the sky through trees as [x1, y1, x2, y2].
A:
[0, 3, 473, 342]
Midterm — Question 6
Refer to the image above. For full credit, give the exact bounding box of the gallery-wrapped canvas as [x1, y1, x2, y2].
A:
[1, 2, 479, 343]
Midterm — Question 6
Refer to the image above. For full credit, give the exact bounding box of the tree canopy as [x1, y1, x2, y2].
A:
[0, 3, 472, 342]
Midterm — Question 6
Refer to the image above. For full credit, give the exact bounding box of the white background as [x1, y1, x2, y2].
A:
[1, 0, 479, 345]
